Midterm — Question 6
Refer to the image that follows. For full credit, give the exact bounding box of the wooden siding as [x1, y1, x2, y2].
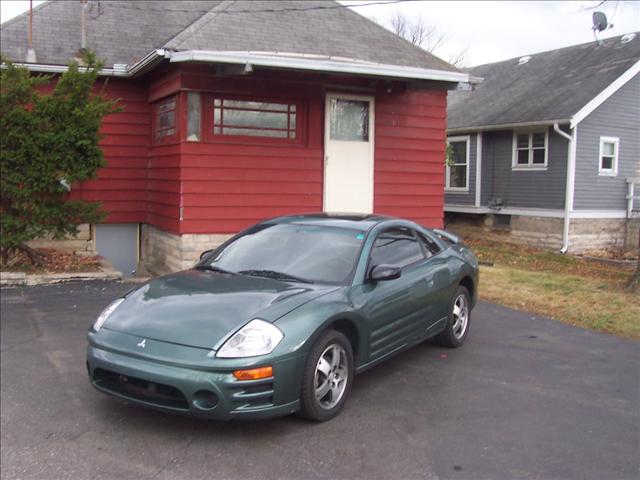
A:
[479, 127, 568, 209]
[67, 66, 447, 234]
[71, 78, 151, 224]
[374, 90, 446, 228]
[574, 74, 640, 210]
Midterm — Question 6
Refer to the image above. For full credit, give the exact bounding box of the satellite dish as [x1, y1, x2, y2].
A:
[592, 12, 608, 32]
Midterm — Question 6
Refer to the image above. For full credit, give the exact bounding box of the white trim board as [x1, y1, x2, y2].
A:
[571, 61, 640, 128]
[447, 119, 569, 134]
[444, 204, 629, 219]
[170, 50, 472, 84]
[475, 133, 482, 207]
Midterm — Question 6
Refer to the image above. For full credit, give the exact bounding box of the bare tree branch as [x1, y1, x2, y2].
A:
[383, 10, 470, 69]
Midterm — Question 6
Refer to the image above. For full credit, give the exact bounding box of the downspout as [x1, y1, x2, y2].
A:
[554, 122, 576, 253]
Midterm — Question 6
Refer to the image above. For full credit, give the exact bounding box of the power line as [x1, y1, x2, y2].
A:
[88, 0, 412, 16]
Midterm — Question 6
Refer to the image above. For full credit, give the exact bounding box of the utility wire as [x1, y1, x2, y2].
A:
[87, 0, 412, 15]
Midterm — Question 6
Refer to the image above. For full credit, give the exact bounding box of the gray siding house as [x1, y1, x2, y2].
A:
[446, 33, 640, 253]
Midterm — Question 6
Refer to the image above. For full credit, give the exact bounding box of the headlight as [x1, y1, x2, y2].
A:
[217, 319, 283, 358]
[92, 298, 124, 332]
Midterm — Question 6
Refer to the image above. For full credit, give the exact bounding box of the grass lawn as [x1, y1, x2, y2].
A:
[465, 238, 640, 339]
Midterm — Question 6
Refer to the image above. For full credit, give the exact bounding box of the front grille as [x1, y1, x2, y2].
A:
[93, 368, 189, 410]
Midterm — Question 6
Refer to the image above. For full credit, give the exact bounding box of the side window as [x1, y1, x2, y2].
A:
[417, 232, 442, 259]
[154, 95, 177, 143]
[369, 228, 424, 270]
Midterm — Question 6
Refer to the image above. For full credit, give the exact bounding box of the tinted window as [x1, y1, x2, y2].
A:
[369, 228, 424, 269]
[418, 232, 442, 258]
[206, 224, 363, 284]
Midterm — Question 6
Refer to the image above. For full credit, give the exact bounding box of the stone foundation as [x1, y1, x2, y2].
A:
[140, 225, 233, 276]
[26, 224, 95, 255]
[445, 213, 639, 254]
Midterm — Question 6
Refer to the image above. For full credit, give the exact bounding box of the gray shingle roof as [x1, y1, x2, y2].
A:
[448, 34, 640, 130]
[1, 0, 456, 73]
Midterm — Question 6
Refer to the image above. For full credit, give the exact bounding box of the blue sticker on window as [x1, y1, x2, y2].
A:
[356, 233, 365, 240]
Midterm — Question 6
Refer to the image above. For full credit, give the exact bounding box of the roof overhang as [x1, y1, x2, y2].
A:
[447, 119, 570, 134]
[168, 49, 475, 84]
[3, 49, 168, 77]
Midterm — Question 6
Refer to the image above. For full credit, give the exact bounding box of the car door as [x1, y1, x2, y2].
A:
[355, 227, 427, 363]
[411, 230, 453, 338]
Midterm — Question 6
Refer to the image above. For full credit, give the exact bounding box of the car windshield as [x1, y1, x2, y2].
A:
[203, 223, 365, 284]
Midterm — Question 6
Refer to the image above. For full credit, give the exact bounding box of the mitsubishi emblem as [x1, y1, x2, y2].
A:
[137, 339, 146, 348]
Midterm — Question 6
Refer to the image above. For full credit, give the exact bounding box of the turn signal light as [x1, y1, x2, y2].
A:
[233, 366, 273, 380]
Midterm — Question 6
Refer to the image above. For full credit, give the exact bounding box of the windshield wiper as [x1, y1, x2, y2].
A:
[194, 265, 237, 275]
[238, 269, 314, 284]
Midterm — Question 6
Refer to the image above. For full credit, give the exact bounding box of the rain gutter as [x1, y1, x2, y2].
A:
[553, 122, 576, 254]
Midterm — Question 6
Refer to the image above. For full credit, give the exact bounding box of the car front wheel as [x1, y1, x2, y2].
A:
[298, 329, 354, 422]
[435, 285, 471, 348]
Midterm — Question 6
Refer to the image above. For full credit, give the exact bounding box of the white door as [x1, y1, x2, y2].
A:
[324, 94, 374, 213]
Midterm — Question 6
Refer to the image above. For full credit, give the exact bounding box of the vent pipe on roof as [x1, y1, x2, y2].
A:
[26, 0, 36, 63]
[517, 56, 531, 66]
[80, 0, 88, 50]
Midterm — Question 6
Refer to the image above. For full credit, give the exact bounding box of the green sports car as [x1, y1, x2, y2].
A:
[87, 214, 478, 422]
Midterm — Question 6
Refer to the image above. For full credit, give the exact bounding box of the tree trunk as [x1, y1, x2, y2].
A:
[17, 243, 45, 266]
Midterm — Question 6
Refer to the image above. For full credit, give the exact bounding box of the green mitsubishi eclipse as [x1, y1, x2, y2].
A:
[87, 214, 478, 422]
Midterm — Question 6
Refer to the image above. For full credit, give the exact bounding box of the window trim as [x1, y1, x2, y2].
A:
[446, 135, 470, 193]
[203, 95, 303, 145]
[511, 129, 549, 170]
[598, 136, 619, 176]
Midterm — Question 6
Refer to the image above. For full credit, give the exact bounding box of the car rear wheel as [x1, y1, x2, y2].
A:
[297, 329, 354, 422]
[435, 285, 471, 348]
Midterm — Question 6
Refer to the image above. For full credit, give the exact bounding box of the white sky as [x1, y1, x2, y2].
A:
[1, 0, 639, 66]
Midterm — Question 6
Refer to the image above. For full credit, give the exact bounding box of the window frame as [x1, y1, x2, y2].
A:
[203, 94, 304, 145]
[416, 231, 443, 259]
[511, 129, 549, 170]
[366, 226, 426, 276]
[446, 135, 470, 193]
[152, 95, 179, 144]
[598, 136, 619, 176]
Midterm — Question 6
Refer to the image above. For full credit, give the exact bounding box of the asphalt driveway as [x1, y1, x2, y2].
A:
[1, 280, 638, 480]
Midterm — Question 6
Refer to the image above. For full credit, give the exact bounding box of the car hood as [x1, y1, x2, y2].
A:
[103, 270, 336, 350]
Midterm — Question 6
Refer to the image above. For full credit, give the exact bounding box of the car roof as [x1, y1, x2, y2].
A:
[265, 213, 406, 232]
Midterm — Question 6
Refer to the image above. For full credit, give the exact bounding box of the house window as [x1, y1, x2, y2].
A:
[154, 96, 177, 141]
[513, 130, 547, 169]
[212, 98, 297, 140]
[599, 137, 619, 175]
[186, 92, 201, 142]
[446, 136, 469, 192]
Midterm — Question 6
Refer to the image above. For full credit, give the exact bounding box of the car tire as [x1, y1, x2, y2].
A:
[297, 329, 354, 422]
[435, 285, 471, 348]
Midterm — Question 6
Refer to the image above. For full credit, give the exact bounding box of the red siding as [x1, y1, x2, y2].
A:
[374, 90, 446, 228]
[70, 79, 151, 224]
[63, 66, 446, 234]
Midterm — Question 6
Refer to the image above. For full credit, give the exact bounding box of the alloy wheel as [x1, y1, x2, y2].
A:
[314, 344, 348, 410]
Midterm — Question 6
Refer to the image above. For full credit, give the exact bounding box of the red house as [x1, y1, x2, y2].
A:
[1, 0, 471, 275]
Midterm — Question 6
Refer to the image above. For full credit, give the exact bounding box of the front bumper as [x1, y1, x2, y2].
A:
[87, 344, 304, 420]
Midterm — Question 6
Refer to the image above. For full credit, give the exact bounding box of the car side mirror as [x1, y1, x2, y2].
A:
[199, 249, 214, 260]
[369, 264, 401, 282]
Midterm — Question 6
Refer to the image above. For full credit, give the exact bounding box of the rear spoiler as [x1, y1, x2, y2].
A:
[432, 228, 461, 244]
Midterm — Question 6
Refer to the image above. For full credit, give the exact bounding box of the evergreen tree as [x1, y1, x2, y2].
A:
[1, 54, 119, 264]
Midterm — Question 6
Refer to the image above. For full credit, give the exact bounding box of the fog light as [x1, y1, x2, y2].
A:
[193, 390, 219, 410]
[233, 366, 273, 381]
